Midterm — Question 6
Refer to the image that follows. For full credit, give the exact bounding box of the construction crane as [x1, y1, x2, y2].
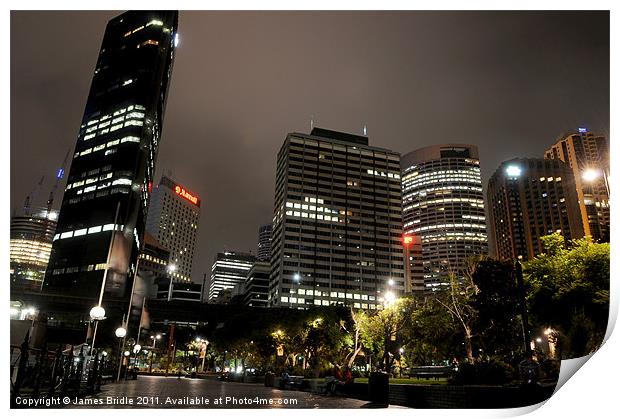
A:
[46, 149, 71, 216]
[23, 176, 45, 216]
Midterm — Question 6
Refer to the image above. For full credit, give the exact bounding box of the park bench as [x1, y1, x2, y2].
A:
[408, 366, 453, 380]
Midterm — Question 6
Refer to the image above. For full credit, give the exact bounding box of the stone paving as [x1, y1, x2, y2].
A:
[66, 375, 393, 409]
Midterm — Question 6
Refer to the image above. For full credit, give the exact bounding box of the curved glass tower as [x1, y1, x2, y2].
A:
[401, 144, 487, 293]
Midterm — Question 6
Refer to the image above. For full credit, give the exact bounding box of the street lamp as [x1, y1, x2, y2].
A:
[582, 168, 610, 196]
[115, 327, 127, 338]
[505, 165, 522, 178]
[149, 334, 162, 373]
[89, 305, 106, 356]
[167, 264, 177, 302]
[90, 305, 106, 321]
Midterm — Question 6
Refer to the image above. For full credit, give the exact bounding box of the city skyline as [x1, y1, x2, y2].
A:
[10, 11, 609, 283]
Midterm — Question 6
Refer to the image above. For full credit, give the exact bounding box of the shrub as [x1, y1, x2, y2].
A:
[451, 358, 514, 385]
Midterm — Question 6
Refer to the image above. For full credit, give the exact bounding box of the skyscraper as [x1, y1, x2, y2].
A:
[243, 261, 271, 307]
[257, 223, 273, 262]
[269, 127, 405, 309]
[487, 158, 585, 261]
[145, 176, 201, 282]
[10, 208, 58, 290]
[544, 129, 610, 243]
[401, 144, 487, 292]
[209, 251, 256, 302]
[43, 11, 178, 299]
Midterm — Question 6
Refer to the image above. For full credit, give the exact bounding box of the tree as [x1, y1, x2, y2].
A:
[401, 297, 458, 365]
[359, 297, 418, 372]
[471, 257, 522, 358]
[435, 261, 479, 362]
[524, 233, 610, 358]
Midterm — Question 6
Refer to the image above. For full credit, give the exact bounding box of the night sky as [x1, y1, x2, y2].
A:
[10, 11, 609, 283]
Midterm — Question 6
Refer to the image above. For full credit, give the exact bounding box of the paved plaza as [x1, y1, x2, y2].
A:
[66, 376, 387, 409]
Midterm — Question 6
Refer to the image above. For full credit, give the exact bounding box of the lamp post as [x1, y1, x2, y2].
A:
[149, 334, 161, 373]
[89, 305, 106, 356]
[167, 264, 177, 301]
[115, 321, 127, 382]
[88, 202, 121, 355]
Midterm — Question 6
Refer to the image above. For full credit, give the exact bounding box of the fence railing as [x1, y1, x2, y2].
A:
[10, 331, 115, 408]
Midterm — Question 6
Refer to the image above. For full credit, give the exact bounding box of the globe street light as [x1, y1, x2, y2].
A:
[90, 305, 106, 321]
[115, 327, 127, 338]
[89, 305, 106, 356]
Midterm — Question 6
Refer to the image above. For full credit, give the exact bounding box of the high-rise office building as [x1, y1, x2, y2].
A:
[269, 127, 405, 309]
[10, 208, 58, 290]
[257, 223, 273, 262]
[43, 11, 178, 299]
[401, 144, 487, 293]
[544, 129, 610, 243]
[208, 251, 256, 301]
[243, 261, 271, 307]
[487, 158, 585, 261]
[145, 176, 201, 282]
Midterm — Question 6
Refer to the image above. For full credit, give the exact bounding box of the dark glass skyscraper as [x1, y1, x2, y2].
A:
[43, 11, 178, 300]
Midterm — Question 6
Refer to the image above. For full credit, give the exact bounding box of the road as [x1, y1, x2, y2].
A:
[66, 375, 385, 408]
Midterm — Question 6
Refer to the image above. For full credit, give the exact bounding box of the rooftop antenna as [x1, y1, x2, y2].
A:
[310, 115, 315, 131]
[363, 124, 368, 136]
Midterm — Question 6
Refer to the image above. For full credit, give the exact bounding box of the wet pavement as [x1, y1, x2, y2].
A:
[66, 375, 388, 408]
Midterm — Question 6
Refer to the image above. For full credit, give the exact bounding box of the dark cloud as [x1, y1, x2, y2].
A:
[10, 11, 609, 282]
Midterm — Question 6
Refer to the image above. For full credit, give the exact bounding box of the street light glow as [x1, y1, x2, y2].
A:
[115, 327, 127, 338]
[89, 305, 106, 321]
[582, 168, 601, 182]
[505, 165, 522, 177]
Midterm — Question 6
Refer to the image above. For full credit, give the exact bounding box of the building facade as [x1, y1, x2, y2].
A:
[268, 128, 405, 309]
[487, 158, 585, 261]
[544, 129, 610, 243]
[10, 208, 58, 290]
[146, 176, 201, 282]
[43, 11, 178, 299]
[208, 251, 256, 301]
[257, 223, 273, 262]
[243, 261, 271, 307]
[401, 144, 487, 293]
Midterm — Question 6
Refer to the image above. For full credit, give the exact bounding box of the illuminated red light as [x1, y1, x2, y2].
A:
[174, 184, 199, 206]
[403, 235, 414, 245]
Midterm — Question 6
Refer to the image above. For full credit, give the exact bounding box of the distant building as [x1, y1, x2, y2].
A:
[269, 127, 405, 309]
[544, 129, 609, 243]
[401, 144, 487, 292]
[10, 208, 58, 290]
[487, 158, 585, 261]
[146, 176, 201, 282]
[257, 223, 273, 262]
[208, 251, 256, 301]
[43, 11, 179, 299]
[243, 261, 270, 307]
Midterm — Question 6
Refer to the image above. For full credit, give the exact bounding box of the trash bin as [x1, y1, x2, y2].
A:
[265, 372, 275, 387]
[368, 371, 389, 405]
